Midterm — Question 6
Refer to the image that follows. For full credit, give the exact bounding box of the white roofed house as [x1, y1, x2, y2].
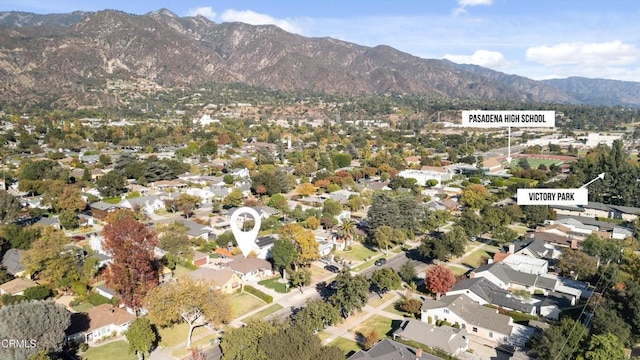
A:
[421, 294, 515, 344]
[117, 195, 165, 217]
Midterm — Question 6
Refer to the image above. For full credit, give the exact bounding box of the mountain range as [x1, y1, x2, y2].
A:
[1, 9, 639, 108]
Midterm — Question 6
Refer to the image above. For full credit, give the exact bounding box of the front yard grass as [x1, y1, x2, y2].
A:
[231, 292, 267, 318]
[328, 337, 360, 356]
[310, 265, 333, 282]
[81, 340, 136, 360]
[170, 335, 217, 358]
[157, 322, 211, 349]
[384, 301, 412, 317]
[352, 255, 385, 272]
[353, 314, 394, 337]
[336, 245, 379, 262]
[368, 291, 397, 308]
[446, 265, 469, 276]
[72, 302, 95, 312]
[172, 264, 195, 279]
[461, 248, 493, 268]
[244, 303, 283, 323]
[258, 277, 290, 293]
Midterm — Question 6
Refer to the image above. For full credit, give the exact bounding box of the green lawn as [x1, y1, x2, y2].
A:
[336, 245, 379, 262]
[446, 265, 469, 276]
[352, 254, 386, 272]
[509, 224, 531, 235]
[258, 277, 290, 293]
[170, 335, 217, 358]
[383, 301, 412, 317]
[231, 292, 267, 318]
[73, 302, 95, 312]
[310, 265, 333, 282]
[318, 331, 331, 341]
[157, 322, 211, 348]
[461, 248, 493, 268]
[81, 340, 136, 360]
[329, 337, 361, 356]
[507, 158, 563, 169]
[353, 315, 394, 337]
[368, 291, 397, 308]
[173, 264, 195, 279]
[244, 303, 283, 323]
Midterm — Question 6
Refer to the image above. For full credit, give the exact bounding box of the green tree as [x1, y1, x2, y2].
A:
[322, 199, 342, 217]
[158, 222, 192, 257]
[270, 239, 298, 279]
[58, 210, 78, 229]
[289, 268, 312, 293]
[591, 305, 632, 347]
[459, 184, 491, 209]
[530, 317, 587, 360]
[96, 170, 126, 197]
[399, 261, 417, 284]
[222, 189, 244, 208]
[521, 205, 551, 225]
[0, 300, 71, 360]
[176, 193, 200, 218]
[492, 225, 518, 244]
[294, 299, 340, 333]
[330, 269, 369, 318]
[558, 250, 597, 280]
[145, 279, 231, 348]
[373, 225, 394, 253]
[125, 318, 158, 360]
[583, 333, 627, 360]
[370, 267, 401, 297]
[583, 234, 623, 263]
[422, 209, 451, 232]
[221, 320, 277, 360]
[199, 139, 218, 156]
[336, 218, 357, 248]
[0, 190, 21, 224]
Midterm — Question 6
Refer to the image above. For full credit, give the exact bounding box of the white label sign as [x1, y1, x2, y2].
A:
[517, 188, 588, 206]
[461, 110, 555, 128]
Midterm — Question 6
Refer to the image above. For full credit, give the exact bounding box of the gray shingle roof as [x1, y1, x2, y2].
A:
[1, 248, 24, 275]
[450, 278, 535, 314]
[473, 262, 557, 290]
[348, 339, 442, 360]
[421, 294, 513, 336]
[393, 319, 468, 355]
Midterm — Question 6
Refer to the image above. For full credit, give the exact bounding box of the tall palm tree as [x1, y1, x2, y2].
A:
[337, 218, 357, 248]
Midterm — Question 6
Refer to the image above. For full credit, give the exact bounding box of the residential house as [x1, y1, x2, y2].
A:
[483, 157, 503, 174]
[176, 219, 213, 241]
[187, 267, 242, 294]
[90, 201, 117, 221]
[421, 294, 514, 343]
[36, 216, 61, 229]
[255, 234, 278, 260]
[500, 254, 548, 275]
[446, 278, 536, 316]
[470, 262, 558, 295]
[507, 238, 562, 260]
[192, 251, 209, 267]
[538, 292, 574, 320]
[2, 248, 26, 277]
[0, 278, 39, 296]
[551, 201, 640, 221]
[404, 156, 422, 166]
[66, 304, 135, 344]
[525, 232, 578, 249]
[94, 284, 116, 300]
[392, 319, 469, 356]
[348, 339, 440, 360]
[226, 255, 273, 282]
[118, 195, 165, 217]
[398, 169, 453, 187]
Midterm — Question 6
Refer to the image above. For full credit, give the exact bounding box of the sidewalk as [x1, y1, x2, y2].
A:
[149, 329, 217, 360]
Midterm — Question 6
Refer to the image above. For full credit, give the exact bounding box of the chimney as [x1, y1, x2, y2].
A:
[415, 348, 423, 358]
[508, 243, 515, 254]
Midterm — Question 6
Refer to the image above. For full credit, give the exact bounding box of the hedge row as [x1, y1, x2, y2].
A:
[243, 285, 273, 304]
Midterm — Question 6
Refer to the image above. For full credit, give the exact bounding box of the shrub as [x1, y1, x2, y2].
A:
[79, 343, 89, 352]
[397, 298, 422, 315]
[1, 294, 25, 305]
[71, 281, 89, 297]
[360, 329, 381, 350]
[24, 285, 53, 300]
[427, 316, 433, 324]
[243, 285, 273, 303]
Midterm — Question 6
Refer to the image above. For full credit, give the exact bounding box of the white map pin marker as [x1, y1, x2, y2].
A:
[230, 207, 261, 258]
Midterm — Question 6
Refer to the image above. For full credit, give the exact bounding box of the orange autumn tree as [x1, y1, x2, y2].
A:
[103, 216, 159, 311]
[425, 264, 456, 300]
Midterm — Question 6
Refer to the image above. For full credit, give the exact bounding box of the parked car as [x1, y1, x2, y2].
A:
[374, 258, 387, 266]
[324, 265, 340, 273]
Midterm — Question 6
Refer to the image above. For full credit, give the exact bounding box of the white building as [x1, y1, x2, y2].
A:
[398, 169, 453, 187]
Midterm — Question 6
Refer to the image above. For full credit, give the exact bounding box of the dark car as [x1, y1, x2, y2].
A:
[374, 258, 387, 266]
[324, 265, 340, 273]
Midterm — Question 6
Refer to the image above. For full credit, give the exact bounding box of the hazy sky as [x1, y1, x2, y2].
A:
[3, 0, 640, 81]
